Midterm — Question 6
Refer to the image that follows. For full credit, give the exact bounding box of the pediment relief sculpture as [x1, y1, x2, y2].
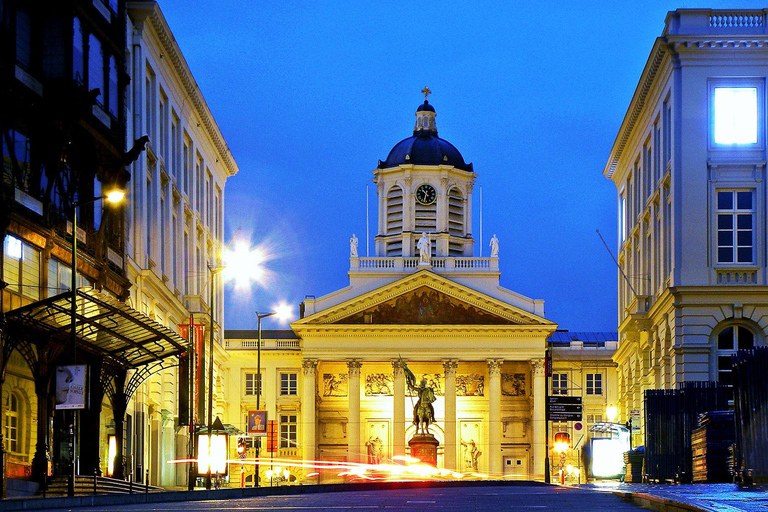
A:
[334, 286, 518, 325]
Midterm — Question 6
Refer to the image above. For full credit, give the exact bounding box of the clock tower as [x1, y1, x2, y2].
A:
[374, 89, 477, 258]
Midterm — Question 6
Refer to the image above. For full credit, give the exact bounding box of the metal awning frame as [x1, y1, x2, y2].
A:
[4, 287, 186, 369]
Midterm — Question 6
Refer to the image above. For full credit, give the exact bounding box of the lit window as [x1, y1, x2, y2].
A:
[279, 414, 297, 448]
[716, 190, 754, 264]
[280, 373, 297, 396]
[552, 373, 568, 395]
[4, 393, 19, 453]
[3, 235, 40, 300]
[714, 87, 757, 144]
[586, 374, 603, 395]
[245, 372, 261, 396]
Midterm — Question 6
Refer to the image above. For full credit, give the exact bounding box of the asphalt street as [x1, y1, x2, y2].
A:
[65, 484, 644, 511]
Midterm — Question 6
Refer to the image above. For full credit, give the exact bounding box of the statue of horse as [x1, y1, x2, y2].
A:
[400, 356, 437, 436]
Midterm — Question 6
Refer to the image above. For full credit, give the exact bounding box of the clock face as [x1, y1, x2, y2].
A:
[415, 184, 437, 205]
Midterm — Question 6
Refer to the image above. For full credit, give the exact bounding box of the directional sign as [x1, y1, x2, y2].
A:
[548, 396, 583, 421]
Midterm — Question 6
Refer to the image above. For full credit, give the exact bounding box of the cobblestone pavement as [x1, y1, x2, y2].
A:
[586, 482, 768, 511]
[66, 484, 645, 511]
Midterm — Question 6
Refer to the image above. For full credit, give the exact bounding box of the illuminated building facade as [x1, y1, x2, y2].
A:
[124, 1, 238, 487]
[223, 97, 617, 483]
[604, 9, 768, 445]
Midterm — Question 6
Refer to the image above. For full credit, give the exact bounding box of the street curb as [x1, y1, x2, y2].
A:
[0, 479, 548, 510]
[615, 491, 709, 512]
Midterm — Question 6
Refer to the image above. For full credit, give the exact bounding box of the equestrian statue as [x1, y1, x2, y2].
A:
[400, 356, 436, 435]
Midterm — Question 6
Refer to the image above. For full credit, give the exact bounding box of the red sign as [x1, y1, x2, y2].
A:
[545, 355, 552, 377]
[266, 420, 278, 453]
[574, 422, 583, 431]
[179, 320, 205, 424]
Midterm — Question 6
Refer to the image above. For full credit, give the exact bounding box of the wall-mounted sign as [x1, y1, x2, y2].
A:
[248, 410, 267, 436]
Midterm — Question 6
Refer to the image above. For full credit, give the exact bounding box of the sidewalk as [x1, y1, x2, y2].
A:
[585, 482, 768, 511]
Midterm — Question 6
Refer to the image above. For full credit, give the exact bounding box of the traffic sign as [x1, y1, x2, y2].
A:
[574, 422, 583, 431]
[548, 396, 582, 404]
[549, 412, 583, 421]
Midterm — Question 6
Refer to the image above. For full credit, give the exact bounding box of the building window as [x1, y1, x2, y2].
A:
[713, 87, 757, 145]
[716, 325, 755, 386]
[280, 373, 297, 396]
[88, 34, 104, 106]
[586, 414, 603, 425]
[716, 190, 753, 264]
[73, 17, 84, 82]
[552, 373, 567, 395]
[3, 235, 40, 300]
[279, 414, 297, 449]
[244, 372, 261, 396]
[386, 185, 403, 236]
[108, 55, 118, 117]
[4, 393, 19, 454]
[447, 187, 464, 238]
[586, 374, 603, 395]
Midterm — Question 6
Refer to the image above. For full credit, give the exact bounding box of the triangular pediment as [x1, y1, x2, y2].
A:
[293, 271, 553, 327]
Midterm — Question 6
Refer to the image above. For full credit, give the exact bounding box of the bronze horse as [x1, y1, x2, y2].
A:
[402, 357, 436, 435]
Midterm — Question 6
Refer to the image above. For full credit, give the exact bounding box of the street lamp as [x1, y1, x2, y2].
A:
[254, 310, 276, 488]
[205, 265, 226, 490]
[68, 187, 125, 496]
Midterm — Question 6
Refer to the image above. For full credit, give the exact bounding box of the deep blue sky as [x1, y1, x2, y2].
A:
[160, 1, 755, 332]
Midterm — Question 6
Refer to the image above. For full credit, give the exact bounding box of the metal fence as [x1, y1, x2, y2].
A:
[732, 347, 768, 481]
[644, 382, 730, 483]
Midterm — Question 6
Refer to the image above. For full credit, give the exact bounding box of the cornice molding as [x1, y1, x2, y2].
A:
[129, 2, 238, 177]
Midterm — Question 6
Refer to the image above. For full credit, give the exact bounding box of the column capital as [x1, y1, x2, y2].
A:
[302, 358, 318, 375]
[392, 359, 407, 377]
[487, 359, 503, 375]
[531, 358, 545, 376]
[442, 359, 458, 375]
[347, 359, 362, 376]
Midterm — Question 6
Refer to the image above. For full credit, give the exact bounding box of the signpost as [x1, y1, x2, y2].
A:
[548, 396, 583, 421]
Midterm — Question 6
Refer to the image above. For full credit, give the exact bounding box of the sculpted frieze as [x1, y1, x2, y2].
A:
[456, 374, 484, 396]
[501, 373, 526, 396]
[323, 373, 348, 397]
[406, 373, 443, 397]
[365, 373, 394, 396]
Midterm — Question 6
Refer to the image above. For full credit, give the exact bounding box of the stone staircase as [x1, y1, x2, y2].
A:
[38, 475, 164, 497]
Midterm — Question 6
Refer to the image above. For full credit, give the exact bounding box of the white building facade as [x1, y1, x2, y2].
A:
[124, 1, 238, 487]
[604, 9, 768, 444]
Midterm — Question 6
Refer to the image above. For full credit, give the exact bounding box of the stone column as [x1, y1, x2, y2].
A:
[302, 359, 318, 463]
[347, 360, 362, 462]
[442, 360, 458, 470]
[392, 359, 406, 457]
[531, 358, 546, 481]
[487, 359, 503, 475]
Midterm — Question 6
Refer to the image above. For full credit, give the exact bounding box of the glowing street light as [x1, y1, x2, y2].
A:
[606, 405, 619, 423]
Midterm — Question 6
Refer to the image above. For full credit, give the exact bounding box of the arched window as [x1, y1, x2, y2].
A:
[716, 324, 756, 385]
[448, 187, 464, 236]
[73, 17, 84, 83]
[4, 392, 19, 454]
[386, 186, 403, 235]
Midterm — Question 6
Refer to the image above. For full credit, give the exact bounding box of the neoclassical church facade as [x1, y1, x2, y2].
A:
[224, 95, 569, 483]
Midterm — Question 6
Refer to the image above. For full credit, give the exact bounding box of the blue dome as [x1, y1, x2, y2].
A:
[416, 101, 435, 113]
[378, 133, 472, 172]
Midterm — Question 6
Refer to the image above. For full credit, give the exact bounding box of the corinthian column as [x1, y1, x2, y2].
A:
[392, 359, 406, 457]
[301, 359, 318, 463]
[487, 359, 503, 475]
[347, 360, 362, 462]
[531, 358, 546, 481]
[442, 360, 458, 470]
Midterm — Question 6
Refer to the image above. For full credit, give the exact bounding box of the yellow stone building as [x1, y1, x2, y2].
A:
[222, 96, 618, 484]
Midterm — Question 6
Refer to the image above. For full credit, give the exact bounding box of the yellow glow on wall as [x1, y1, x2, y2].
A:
[107, 435, 116, 476]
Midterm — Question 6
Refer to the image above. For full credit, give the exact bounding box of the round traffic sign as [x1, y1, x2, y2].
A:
[574, 422, 583, 431]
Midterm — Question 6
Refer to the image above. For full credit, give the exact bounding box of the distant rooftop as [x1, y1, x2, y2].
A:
[547, 331, 618, 344]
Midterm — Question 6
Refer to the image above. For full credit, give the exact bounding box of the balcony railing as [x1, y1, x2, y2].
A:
[351, 257, 498, 273]
[225, 339, 301, 350]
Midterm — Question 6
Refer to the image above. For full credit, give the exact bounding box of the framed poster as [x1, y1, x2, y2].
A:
[248, 410, 267, 436]
[55, 365, 87, 410]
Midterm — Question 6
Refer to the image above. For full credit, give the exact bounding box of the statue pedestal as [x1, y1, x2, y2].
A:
[408, 434, 439, 467]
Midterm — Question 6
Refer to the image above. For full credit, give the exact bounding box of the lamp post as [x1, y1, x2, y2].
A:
[205, 265, 226, 490]
[254, 311, 275, 488]
[68, 188, 125, 496]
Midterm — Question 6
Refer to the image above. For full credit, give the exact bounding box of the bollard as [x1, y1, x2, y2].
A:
[93, 468, 97, 495]
[145, 469, 149, 493]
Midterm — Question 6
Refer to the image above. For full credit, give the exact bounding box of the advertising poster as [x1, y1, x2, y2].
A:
[248, 410, 267, 436]
[55, 365, 87, 410]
